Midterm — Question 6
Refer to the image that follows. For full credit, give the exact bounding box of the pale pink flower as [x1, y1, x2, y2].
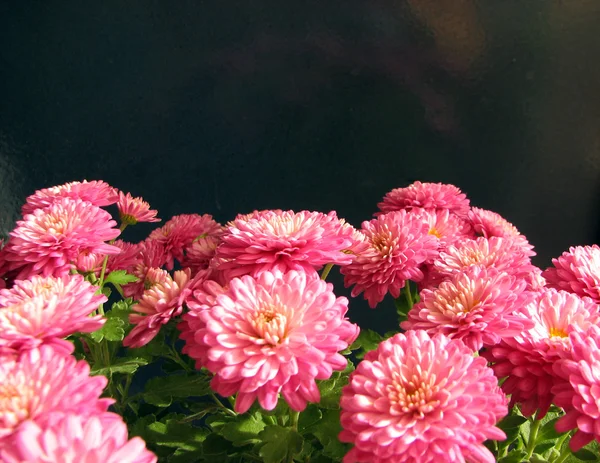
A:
[181, 270, 359, 413]
[482, 289, 600, 419]
[0, 346, 112, 441]
[214, 210, 355, 279]
[339, 330, 507, 463]
[0, 412, 156, 463]
[123, 268, 192, 348]
[117, 191, 161, 226]
[377, 181, 470, 217]
[402, 266, 532, 351]
[0, 274, 105, 355]
[543, 245, 600, 303]
[552, 325, 600, 451]
[148, 214, 221, 270]
[22, 180, 119, 215]
[411, 208, 474, 250]
[468, 207, 535, 256]
[2, 198, 121, 280]
[341, 210, 438, 308]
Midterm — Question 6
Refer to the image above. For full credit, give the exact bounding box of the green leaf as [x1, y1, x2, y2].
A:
[107, 299, 133, 323]
[572, 448, 599, 461]
[497, 450, 527, 463]
[498, 415, 528, 430]
[317, 361, 355, 409]
[147, 414, 207, 450]
[352, 329, 383, 360]
[536, 417, 562, 443]
[257, 425, 303, 463]
[533, 441, 556, 455]
[298, 404, 323, 432]
[529, 455, 550, 463]
[89, 316, 125, 342]
[90, 356, 148, 376]
[143, 373, 211, 407]
[220, 411, 266, 447]
[202, 433, 232, 456]
[104, 270, 139, 286]
[310, 408, 349, 460]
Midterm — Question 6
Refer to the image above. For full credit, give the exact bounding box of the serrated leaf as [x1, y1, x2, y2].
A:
[298, 404, 323, 432]
[572, 448, 599, 461]
[143, 373, 211, 407]
[352, 329, 384, 360]
[497, 450, 527, 463]
[220, 412, 266, 447]
[147, 414, 206, 450]
[529, 454, 550, 463]
[202, 433, 232, 456]
[310, 408, 349, 460]
[104, 270, 139, 286]
[90, 356, 148, 376]
[317, 361, 355, 409]
[89, 316, 125, 342]
[107, 299, 133, 323]
[498, 415, 528, 430]
[257, 425, 303, 463]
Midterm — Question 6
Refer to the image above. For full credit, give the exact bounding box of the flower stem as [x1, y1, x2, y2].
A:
[290, 410, 300, 430]
[553, 432, 572, 463]
[525, 417, 542, 460]
[404, 280, 414, 309]
[320, 263, 334, 281]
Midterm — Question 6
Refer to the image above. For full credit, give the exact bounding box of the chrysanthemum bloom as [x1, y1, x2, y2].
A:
[341, 211, 438, 308]
[552, 325, 600, 451]
[1, 412, 156, 463]
[0, 274, 105, 355]
[117, 191, 161, 226]
[75, 240, 142, 276]
[339, 330, 507, 463]
[123, 268, 192, 348]
[214, 210, 355, 280]
[543, 245, 600, 303]
[21, 180, 119, 215]
[411, 208, 474, 251]
[402, 266, 532, 351]
[468, 207, 535, 257]
[148, 214, 221, 270]
[0, 346, 112, 441]
[181, 234, 222, 275]
[122, 240, 168, 299]
[377, 181, 470, 217]
[482, 289, 600, 419]
[2, 198, 121, 280]
[182, 270, 359, 413]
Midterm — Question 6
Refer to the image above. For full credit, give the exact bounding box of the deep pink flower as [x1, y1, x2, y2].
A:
[75, 240, 141, 276]
[0, 412, 157, 463]
[377, 181, 470, 217]
[543, 245, 600, 303]
[117, 191, 161, 226]
[181, 234, 222, 276]
[402, 266, 533, 351]
[483, 289, 600, 419]
[0, 346, 112, 441]
[468, 207, 535, 256]
[181, 269, 359, 413]
[214, 210, 355, 279]
[552, 325, 600, 451]
[123, 239, 168, 299]
[22, 180, 119, 215]
[123, 268, 192, 348]
[339, 330, 507, 463]
[2, 198, 121, 280]
[148, 214, 221, 270]
[0, 274, 105, 355]
[341, 210, 438, 308]
[411, 208, 474, 250]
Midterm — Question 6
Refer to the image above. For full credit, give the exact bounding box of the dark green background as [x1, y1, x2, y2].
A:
[1, 1, 599, 329]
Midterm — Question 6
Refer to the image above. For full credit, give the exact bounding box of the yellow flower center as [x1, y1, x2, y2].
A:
[428, 227, 442, 238]
[549, 327, 568, 338]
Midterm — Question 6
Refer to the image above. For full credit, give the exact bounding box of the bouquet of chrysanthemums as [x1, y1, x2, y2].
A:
[1, 180, 599, 463]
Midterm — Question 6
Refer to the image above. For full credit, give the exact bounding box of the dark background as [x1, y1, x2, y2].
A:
[2, 1, 600, 330]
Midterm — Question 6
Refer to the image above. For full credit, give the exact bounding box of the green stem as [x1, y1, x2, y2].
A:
[290, 410, 300, 430]
[553, 432, 572, 463]
[525, 417, 542, 460]
[168, 347, 193, 372]
[320, 263, 334, 281]
[404, 280, 414, 309]
[209, 392, 237, 416]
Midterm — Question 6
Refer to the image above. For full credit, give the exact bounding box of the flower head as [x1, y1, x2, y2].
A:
[214, 210, 355, 279]
[341, 210, 438, 308]
[2, 198, 121, 280]
[402, 266, 532, 351]
[181, 234, 222, 276]
[377, 182, 470, 217]
[117, 191, 161, 226]
[483, 289, 600, 418]
[123, 239, 168, 299]
[123, 268, 192, 348]
[468, 207, 535, 256]
[543, 245, 600, 303]
[180, 269, 359, 413]
[0, 346, 112, 441]
[0, 412, 156, 463]
[22, 180, 119, 215]
[411, 208, 474, 250]
[339, 330, 507, 463]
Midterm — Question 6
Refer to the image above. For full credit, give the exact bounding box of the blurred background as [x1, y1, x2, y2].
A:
[1, 1, 600, 330]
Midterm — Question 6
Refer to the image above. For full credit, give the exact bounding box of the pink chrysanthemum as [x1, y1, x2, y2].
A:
[117, 191, 161, 226]
[214, 210, 355, 279]
[339, 330, 507, 463]
[543, 245, 600, 303]
[22, 180, 119, 215]
[402, 266, 532, 351]
[123, 240, 168, 299]
[0, 274, 105, 355]
[552, 325, 600, 451]
[377, 181, 470, 217]
[0, 412, 157, 463]
[148, 214, 221, 270]
[181, 270, 359, 413]
[181, 234, 222, 276]
[75, 240, 141, 276]
[341, 210, 438, 308]
[468, 207, 535, 256]
[0, 346, 112, 441]
[2, 198, 121, 280]
[411, 208, 474, 251]
[482, 289, 600, 419]
[123, 268, 192, 348]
